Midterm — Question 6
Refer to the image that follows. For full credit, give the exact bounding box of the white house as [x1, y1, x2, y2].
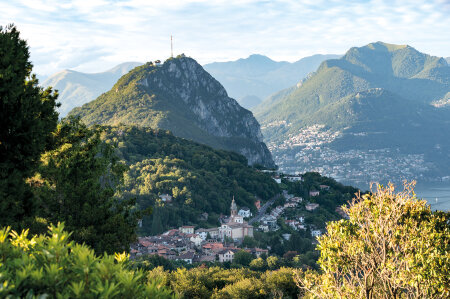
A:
[189, 234, 203, 247]
[195, 228, 219, 240]
[309, 191, 320, 197]
[218, 249, 236, 263]
[306, 203, 319, 211]
[290, 197, 303, 203]
[238, 207, 252, 218]
[179, 225, 195, 234]
[159, 194, 173, 202]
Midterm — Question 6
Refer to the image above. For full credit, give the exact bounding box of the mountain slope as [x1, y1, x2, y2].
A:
[101, 125, 279, 234]
[204, 54, 340, 109]
[70, 56, 275, 168]
[255, 42, 450, 186]
[42, 62, 143, 116]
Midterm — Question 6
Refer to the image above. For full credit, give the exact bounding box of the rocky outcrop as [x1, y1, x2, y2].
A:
[71, 56, 275, 168]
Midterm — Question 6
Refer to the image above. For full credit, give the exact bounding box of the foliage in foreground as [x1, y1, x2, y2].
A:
[146, 266, 300, 299]
[0, 223, 173, 298]
[295, 183, 450, 298]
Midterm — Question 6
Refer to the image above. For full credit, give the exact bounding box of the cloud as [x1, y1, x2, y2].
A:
[1, 0, 449, 76]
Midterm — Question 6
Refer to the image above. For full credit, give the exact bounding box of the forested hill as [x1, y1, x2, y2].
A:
[102, 125, 280, 235]
[70, 56, 275, 168]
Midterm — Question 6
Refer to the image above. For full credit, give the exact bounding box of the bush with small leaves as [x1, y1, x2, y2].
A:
[0, 223, 173, 298]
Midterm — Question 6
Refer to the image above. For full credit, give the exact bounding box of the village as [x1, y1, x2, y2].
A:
[131, 173, 346, 264]
[264, 124, 433, 187]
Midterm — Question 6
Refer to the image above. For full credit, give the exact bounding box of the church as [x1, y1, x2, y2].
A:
[219, 197, 254, 241]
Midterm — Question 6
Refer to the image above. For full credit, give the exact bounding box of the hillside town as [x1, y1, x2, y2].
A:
[131, 198, 267, 264]
[131, 175, 340, 263]
[264, 124, 435, 187]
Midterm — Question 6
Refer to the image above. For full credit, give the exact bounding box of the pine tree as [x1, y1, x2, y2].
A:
[35, 117, 138, 254]
[0, 24, 59, 229]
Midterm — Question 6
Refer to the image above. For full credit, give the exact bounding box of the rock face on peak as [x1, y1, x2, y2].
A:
[70, 57, 275, 168]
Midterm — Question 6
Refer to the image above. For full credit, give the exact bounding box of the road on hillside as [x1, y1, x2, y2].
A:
[249, 194, 281, 225]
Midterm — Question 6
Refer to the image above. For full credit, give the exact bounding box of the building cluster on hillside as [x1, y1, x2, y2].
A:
[265, 124, 435, 185]
[131, 198, 266, 264]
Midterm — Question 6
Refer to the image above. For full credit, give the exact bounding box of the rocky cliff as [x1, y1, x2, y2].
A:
[70, 56, 275, 168]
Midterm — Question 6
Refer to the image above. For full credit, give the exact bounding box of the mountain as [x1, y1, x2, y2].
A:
[42, 62, 143, 116]
[203, 54, 341, 109]
[70, 56, 275, 168]
[255, 42, 450, 187]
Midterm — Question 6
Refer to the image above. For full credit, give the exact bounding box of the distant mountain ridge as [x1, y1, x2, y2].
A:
[42, 62, 143, 116]
[204, 54, 341, 109]
[70, 56, 275, 168]
[255, 42, 450, 185]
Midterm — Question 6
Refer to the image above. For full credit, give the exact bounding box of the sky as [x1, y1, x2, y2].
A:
[1, 0, 449, 77]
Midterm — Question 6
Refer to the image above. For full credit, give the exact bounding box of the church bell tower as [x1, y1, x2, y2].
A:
[230, 196, 237, 217]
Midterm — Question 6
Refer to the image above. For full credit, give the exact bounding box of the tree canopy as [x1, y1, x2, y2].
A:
[0, 24, 59, 229]
[295, 182, 450, 298]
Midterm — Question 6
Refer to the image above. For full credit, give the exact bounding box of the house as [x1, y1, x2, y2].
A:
[311, 230, 322, 237]
[306, 203, 319, 211]
[261, 215, 277, 228]
[309, 190, 320, 197]
[258, 224, 269, 232]
[196, 228, 219, 240]
[238, 207, 252, 218]
[285, 220, 299, 230]
[189, 234, 203, 247]
[177, 251, 195, 264]
[298, 216, 305, 223]
[286, 175, 303, 182]
[290, 197, 303, 203]
[159, 194, 172, 202]
[197, 254, 216, 263]
[249, 248, 269, 258]
[284, 202, 298, 208]
[319, 185, 330, 190]
[282, 233, 291, 241]
[202, 242, 224, 254]
[218, 249, 237, 263]
[273, 176, 281, 184]
[155, 60, 162, 66]
[179, 225, 195, 234]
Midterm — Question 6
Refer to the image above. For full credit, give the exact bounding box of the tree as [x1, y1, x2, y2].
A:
[233, 250, 253, 267]
[295, 182, 450, 298]
[249, 257, 266, 271]
[34, 117, 139, 254]
[267, 256, 279, 270]
[0, 24, 59, 229]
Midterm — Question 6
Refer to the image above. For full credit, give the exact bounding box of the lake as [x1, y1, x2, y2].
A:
[415, 183, 450, 211]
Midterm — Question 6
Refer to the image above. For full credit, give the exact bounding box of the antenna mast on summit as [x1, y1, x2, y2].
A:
[171, 35, 173, 58]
